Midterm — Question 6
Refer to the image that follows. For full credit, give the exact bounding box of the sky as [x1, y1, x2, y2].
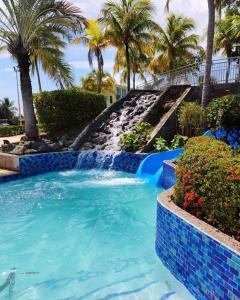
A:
[0, 0, 208, 111]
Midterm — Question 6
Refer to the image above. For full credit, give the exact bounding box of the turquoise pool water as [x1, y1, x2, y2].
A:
[0, 170, 194, 300]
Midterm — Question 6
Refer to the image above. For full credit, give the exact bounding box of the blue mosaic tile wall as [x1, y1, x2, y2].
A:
[156, 202, 240, 300]
[0, 151, 148, 184]
[161, 162, 176, 190]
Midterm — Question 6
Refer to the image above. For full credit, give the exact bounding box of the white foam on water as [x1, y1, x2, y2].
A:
[60, 170, 79, 177]
[69, 177, 144, 188]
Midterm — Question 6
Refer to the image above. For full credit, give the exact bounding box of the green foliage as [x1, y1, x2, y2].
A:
[178, 102, 206, 137]
[173, 136, 240, 241]
[170, 134, 188, 149]
[0, 98, 17, 121]
[207, 95, 240, 130]
[154, 137, 169, 152]
[34, 89, 106, 133]
[119, 122, 151, 152]
[0, 125, 24, 137]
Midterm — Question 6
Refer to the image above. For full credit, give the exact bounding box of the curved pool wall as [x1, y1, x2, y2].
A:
[157, 162, 240, 300]
[0, 151, 148, 184]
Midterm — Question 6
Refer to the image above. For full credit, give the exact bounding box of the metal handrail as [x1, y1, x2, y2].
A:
[137, 57, 240, 90]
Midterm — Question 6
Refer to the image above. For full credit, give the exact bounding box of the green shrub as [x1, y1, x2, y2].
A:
[0, 125, 24, 137]
[173, 136, 240, 241]
[170, 134, 188, 149]
[34, 88, 106, 133]
[207, 95, 240, 130]
[119, 122, 151, 152]
[154, 137, 169, 152]
[178, 102, 206, 137]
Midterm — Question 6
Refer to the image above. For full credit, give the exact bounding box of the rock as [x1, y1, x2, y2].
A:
[20, 136, 28, 142]
[31, 140, 50, 152]
[1, 143, 15, 153]
[48, 142, 62, 151]
[10, 145, 26, 155]
[24, 149, 38, 154]
[3, 140, 10, 145]
[110, 112, 119, 120]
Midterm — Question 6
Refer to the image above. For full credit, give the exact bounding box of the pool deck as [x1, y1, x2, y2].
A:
[0, 168, 18, 177]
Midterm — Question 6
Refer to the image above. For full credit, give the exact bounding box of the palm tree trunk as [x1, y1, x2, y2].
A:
[97, 56, 103, 93]
[35, 58, 42, 93]
[18, 53, 38, 140]
[201, 0, 215, 107]
[125, 43, 131, 92]
[133, 72, 136, 90]
[226, 58, 231, 83]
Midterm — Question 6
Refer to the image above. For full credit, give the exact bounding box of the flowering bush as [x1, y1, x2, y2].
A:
[173, 136, 240, 241]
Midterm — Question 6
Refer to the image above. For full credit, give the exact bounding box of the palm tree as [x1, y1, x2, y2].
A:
[214, 16, 239, 82]
[81, 70, 115, 95]
[0, 0, 84, 139]
[73, 19, 109, 93]
[31, 34, 74, 92]
[165, 0, 216, 107]
[114, 45, 151, 89]
[148, 14, 200, 76]
[101, 0, 158, 92]
[0, 98, 17, 121]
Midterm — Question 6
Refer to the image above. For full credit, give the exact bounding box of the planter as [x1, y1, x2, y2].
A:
[156, 184, 240, 300]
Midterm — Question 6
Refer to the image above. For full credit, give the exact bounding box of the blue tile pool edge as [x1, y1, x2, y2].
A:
[0, 150, 148, 184]
[157, 162, 240, 300]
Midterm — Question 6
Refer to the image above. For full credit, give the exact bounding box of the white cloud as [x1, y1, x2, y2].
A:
[0, 67, 13, 72]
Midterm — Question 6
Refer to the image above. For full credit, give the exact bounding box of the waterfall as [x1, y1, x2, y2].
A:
[75, 151, 122, 170]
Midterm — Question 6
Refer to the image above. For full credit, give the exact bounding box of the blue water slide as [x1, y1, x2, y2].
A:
[136, 148, 184, 187]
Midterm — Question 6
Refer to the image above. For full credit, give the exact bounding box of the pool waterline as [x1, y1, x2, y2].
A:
[0, 169, 195, 299]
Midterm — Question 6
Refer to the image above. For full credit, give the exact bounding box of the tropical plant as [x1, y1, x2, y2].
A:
[149, 14, 200, 75]
[73, 19, 109, 93]
[207, 95, 240, 130]
[114, 44, 151, 89]
[101, 0, 158, 92]
[173, 136, 240, 241]
[81, 71, 115, 94]
[0, 98, 17, 121]
[165, 0, 215, 107]
[119, 122, 151, 152]
[0, 0, 84, 139]
[154, 137, 169, 152]
[214, 16, 239, 82]
[178, 102, 206, 137]
[170, 135, 188, 149]
[34, 88, 106, 133]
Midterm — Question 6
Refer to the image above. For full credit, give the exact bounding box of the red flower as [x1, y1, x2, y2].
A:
[197, 198, 204, 206]
[186, 191, 196, 201]
[183, 201, 189, 208]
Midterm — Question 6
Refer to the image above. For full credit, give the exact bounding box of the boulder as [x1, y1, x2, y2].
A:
[1, 143, 15, 153]
[10, 145, 26, 155]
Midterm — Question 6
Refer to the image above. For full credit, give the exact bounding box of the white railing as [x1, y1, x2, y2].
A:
[137, 57, 240, 90]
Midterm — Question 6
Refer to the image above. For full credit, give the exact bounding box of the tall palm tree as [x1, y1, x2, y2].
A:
[81, 70, 115, 94]
[165, 0, 216, 107]
[148, 14, 200, 75]
[73, 19, 109, 93]
[0, 98, 17, 121]
[214, 16, 239, 82]
[101, 0, 158, 92]
[0, 0, 84, 139]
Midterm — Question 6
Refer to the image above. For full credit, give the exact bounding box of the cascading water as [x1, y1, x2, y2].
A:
[75, 151, 122, 170]
[82, 91, 161, 151]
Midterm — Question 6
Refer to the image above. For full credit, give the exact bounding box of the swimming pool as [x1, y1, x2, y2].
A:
[0, 169, 194, 299]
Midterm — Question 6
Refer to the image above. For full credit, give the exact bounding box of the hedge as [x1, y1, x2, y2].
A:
[173, 136, 240, 241]
[34, 89, 106, 133]
[0, 125, 24, 137]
